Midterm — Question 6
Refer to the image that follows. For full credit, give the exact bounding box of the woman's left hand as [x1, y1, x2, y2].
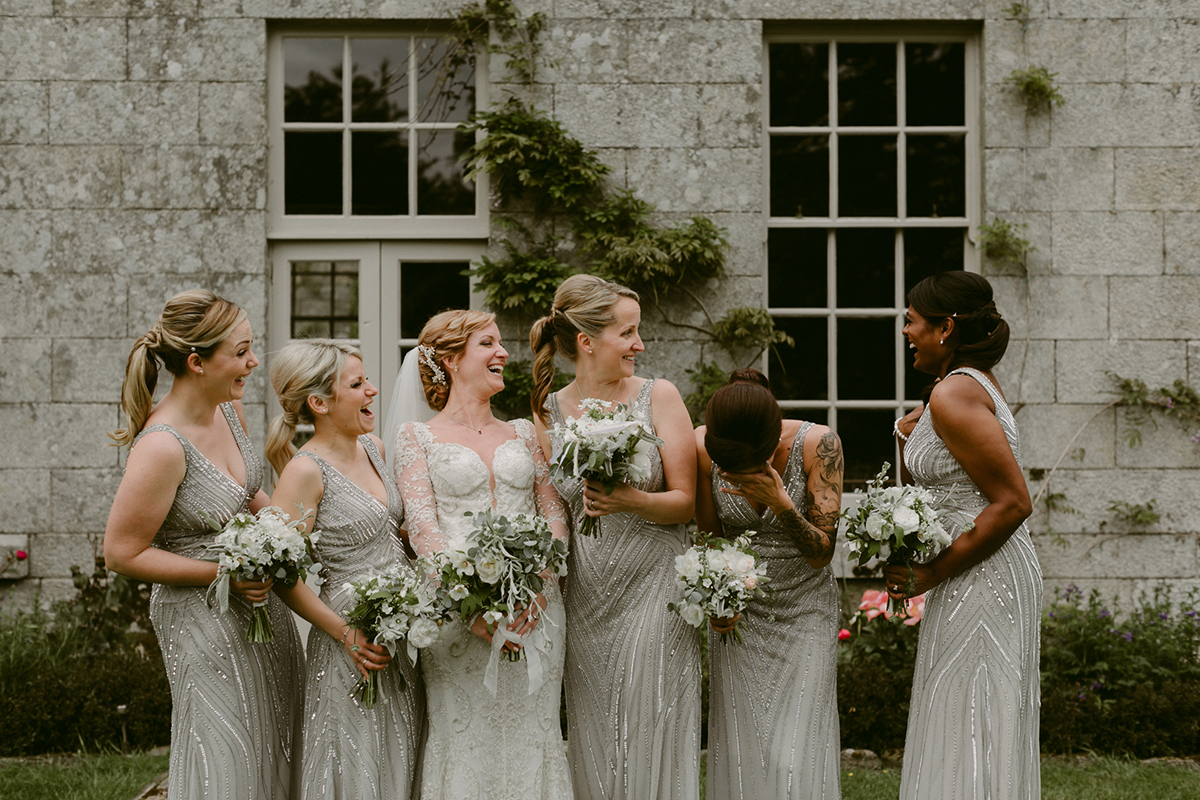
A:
[718, 462, 791, 514]
[582, 480, 641, 517]
[883, 562, 940, 600]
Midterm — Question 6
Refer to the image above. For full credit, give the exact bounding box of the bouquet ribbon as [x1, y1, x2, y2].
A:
[484, 626, 549, 698]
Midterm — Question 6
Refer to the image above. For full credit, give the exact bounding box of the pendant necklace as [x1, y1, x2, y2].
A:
[576, 377, 625, 407]
[445, 414, 490, 435]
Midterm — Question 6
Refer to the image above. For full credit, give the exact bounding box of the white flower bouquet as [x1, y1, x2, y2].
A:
[548, 397, 665, 537]
[841, 462, 957, 616]
[668, 531, 769, 643]
[423, 509, 568, 695]
[203, 506, 320, 643]
[342, 566, 442, 707]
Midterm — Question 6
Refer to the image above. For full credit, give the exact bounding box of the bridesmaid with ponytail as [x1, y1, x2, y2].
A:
[104, 290, 303, 800]
[267, 339, 425, 800]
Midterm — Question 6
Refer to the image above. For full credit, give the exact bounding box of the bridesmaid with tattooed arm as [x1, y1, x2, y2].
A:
[694, 368, 845, 800]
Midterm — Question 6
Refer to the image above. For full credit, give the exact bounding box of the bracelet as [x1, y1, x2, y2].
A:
[340, 625, 352, 645]
[893, 417, 908, 442]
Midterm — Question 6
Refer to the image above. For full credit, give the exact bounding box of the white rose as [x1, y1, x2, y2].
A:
[727, 552, 756, 576]
[407, 617, 440, 649]
[882, 486, 904, 503]
[706, 550, 729, 573]
[680, 604, 706, 627]
[893, 506, 921, 533]
[865, 514, 886, 540]
[476, 557, 503, 585]
[448, 584, 470, 601]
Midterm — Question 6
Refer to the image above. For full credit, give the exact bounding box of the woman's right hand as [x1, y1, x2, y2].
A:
[341, 627, 391, 681]
[231, 574, 274, 604]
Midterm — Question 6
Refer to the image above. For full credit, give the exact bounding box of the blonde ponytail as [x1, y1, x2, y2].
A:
[267, 339, 361, 477]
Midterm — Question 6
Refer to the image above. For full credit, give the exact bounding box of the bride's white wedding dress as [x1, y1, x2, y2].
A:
[394, 418, 573, 800]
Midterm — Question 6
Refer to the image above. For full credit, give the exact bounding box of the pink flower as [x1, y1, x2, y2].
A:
[902, 593, 927, 626]
[15, 550, 27, 561]
[744, 575, 758, 590]
[838, 628, 851, 641]
[858, 589, 891, 620]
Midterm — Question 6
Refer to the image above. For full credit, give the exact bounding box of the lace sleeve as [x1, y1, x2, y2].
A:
[516, 419, 569, 540]
[394, 422, 446, 557]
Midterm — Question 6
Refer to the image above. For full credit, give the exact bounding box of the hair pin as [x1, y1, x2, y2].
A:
[418, 344, 446, 385]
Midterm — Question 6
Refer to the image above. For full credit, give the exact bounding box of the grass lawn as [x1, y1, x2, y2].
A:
[0, 752, 168, 800]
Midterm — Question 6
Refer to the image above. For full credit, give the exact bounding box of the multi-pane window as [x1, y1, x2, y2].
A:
[291, 261, 360, 339]
[765, 32, 979, 488]
[269, 27, 487, 239]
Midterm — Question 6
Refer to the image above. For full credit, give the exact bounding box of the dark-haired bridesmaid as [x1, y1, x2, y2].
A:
[695, 368, 843, 799]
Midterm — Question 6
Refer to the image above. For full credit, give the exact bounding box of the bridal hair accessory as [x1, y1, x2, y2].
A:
[419, 344, 446, 385]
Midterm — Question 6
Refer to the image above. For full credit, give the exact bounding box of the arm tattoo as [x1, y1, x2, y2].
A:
[780, 431, 843, 561]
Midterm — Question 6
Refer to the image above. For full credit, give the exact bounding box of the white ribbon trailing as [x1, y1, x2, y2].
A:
[483, 625, 550, 697]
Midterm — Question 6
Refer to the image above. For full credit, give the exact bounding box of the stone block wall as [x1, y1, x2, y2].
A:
[2, 0, 1198, 610]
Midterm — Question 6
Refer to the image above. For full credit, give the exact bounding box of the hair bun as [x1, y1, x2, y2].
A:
[729, 368, 771, 391]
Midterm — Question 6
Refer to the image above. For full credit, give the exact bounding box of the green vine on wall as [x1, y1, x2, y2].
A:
[977, 218, 1037, 269]
[445, 0, 792, 420]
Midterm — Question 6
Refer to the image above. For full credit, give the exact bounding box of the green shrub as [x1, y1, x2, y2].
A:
[0, 557, 170, 755]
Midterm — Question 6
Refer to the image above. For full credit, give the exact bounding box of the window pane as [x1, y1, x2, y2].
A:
[417, 130, 475, 215]
[837, 317, 894, 399]
[291, 260, 359, 340]
[284, 38, 343, 123]
[768, 317, 827, 401]
[903, 228, 964, 293]
[770, 135, 829, 217]
[907, 134, 965, 217]
[769, 43, 829, 127]
[906, 42, 964, 126]
[837, 42, 896, 126]
[836, 228, 894, 308]
[285, 132, 342, 215]
[417, 38, 475, 123]
[839, 136, 897, 217]
[400, 261, 471, 339]
[769, 228, 827, 308]
[837, 409, 897, 491]
[351, 38, 409, 122]
[784, 407, 828, 426]
[352, 131, 408, 215]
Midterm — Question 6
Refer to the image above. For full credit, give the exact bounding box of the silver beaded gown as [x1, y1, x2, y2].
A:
[547, 380, 703, 800]
[293, 436, 425, 800]
[140, 403, 304, 800]
[707, 422, 842, 800]
[899, 368, 1042, 800]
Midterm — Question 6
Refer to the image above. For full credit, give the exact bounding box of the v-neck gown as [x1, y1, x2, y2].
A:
[899, 367, 1042, 800]
[139, 403, 304, 800]
[706, 421, 842, 800]
[546, 380, 703, 800]
[293, 436, 426, 800]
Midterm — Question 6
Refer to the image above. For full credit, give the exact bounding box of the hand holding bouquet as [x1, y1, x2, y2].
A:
[424, 509, 568, 695]
[342, 566, 442, 707]
[841, 463, 956, 616]
[668, 531, 769, 643]
[548, 397, 665, 537]
[204, 506, 320, 642]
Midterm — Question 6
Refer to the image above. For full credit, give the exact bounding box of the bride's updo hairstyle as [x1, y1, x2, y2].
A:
[908, 270, 1010, 373]
[110, 289, 246, 448]
[703, 369, 782, 473]
[266, 339, 361, 476]
[417, 309, 497, 412]
[529, 274, 640, 424]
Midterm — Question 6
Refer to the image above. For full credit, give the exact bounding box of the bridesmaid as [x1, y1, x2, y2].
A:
[104, 290, 303, 800]
[694, 369, 843, 800]
[267, 340, 425, 800]
[888, 271, 1041, 799]
[531, 274, 701, 800]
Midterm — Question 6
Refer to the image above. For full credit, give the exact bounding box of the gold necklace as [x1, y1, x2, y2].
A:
[445, 414, 491, 435]
[575, 377, 626, 407]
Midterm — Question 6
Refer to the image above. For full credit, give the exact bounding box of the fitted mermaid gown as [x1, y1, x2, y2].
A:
[394, 417, 572, 800]
[293, 436, 425, 800]
[899, 367, 1043, 800]
[139, 402, 304, 800]
[706, 421, 842, 800]
[546, 380, 703, 800]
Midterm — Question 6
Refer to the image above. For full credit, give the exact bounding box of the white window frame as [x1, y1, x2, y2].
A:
[763, 25, 981, 441]
[270, 240, 486, 422]
[267, 23, 490, 240]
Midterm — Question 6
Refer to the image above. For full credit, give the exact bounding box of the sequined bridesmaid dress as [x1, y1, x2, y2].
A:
[706, 421, 842, 800]
[899, 367, 1042, 800]
[293, 436, 425, 800]
[547, 380, 702, 800]
[139, 403, 304, 800]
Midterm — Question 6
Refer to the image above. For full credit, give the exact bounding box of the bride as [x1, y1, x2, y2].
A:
[388, 309, 573, 800]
